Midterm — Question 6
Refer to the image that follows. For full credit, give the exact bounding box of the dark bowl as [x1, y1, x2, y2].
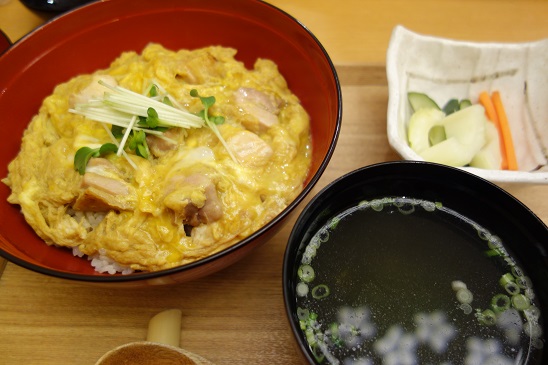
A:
[0, 0, 341, 286]
[283, 161, 547, 364]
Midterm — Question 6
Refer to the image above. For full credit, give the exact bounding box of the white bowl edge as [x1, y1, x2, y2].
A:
[386, 25, 548, 184]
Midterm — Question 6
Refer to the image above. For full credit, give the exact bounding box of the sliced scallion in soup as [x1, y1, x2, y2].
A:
[294, 197, 544, 365]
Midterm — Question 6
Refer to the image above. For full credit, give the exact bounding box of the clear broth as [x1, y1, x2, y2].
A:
[294, 197, 544, 365]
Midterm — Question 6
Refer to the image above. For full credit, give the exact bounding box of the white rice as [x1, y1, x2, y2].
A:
[90, 249, 134, 275]
[72, 240, 134, 275]
[71, 210, 106, 230]
[70, 210, 135, 274]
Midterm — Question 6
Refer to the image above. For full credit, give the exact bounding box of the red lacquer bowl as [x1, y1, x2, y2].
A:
[0, 30, 10, 52]
[0, 0, 341, 286]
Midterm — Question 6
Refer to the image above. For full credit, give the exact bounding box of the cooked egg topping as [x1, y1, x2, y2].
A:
[3, 44, 312, 272]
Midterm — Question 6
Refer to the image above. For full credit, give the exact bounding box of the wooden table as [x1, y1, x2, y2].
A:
[0, 1, 547, 364]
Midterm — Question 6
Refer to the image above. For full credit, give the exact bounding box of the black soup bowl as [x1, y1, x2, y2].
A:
[283, 161, 547, 365]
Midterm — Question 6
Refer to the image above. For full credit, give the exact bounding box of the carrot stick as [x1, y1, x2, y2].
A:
[491, 91, 518, 171]
[478, 91, 507, 169]
[479, 91, 498, 124]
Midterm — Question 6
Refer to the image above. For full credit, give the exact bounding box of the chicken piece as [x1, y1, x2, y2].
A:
[163, 174, 223, 227]
[190, 224, 216, 248]
[85, 157, 121, 176]
[226, 130, 273, 167]
[146, 128, 181, 158]
[234, 87, 283, 133]
[81, 173, 130, 196]
[73, 158, 137, 212]
[69, 75, 117, 107]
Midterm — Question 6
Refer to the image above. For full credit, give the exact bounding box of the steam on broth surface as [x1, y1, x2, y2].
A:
[294, 197, 544, 365]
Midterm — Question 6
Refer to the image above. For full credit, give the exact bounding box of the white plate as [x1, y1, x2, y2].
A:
[386, 25, 548, 184]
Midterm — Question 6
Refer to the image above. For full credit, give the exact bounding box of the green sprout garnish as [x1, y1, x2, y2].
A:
[70, 81, 240, 174]
[190, 89, 226, 125]
[74, 143, 118, 175]
[149, 84, 158, 97]
[190, 89, 238, 163]
[139, 107, 160, 128]
[127, 129, 150, 159]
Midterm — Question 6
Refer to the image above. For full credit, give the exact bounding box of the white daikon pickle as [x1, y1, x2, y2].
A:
[407, 108, 446, 153]
[470, 122, 503, 170]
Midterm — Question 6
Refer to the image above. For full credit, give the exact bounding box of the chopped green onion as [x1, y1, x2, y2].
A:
[298, 264, 315, 283]
[370, 200, 384, 212]
[504, 282, 520, 296]
[485, 249, 501, 257]
[499, 272, 520, 295]
[451, 280, 467, 292]
[296, 307, 310, 321]
[523, 305, 541, 322]
[499, 272, 515, 287]
[305, 327, 317, 346]
[491, 294, 511, 313]
[524, 288, 536, 300]
[296, 282, 309, 297]
[328, 217, 340, 230]
[310, 343, 325, 363]
[397, 204, 415, 215]
[476, 227, 490, 241]
[511, 265, 524, 277]
[524, 321, 543, 339]
[328, 322, 339, 338]
[311, 284, 330, 299]
[456, 288, 473, 304]
[515, 276, 532, 289]
[318, 229, 329, 243]
[421, 200, 437, 212]
[511, 294, 531, 311]
[487, 235, 503, 250]
[459, 303, 473, 315]
[477, 309, 497, 326]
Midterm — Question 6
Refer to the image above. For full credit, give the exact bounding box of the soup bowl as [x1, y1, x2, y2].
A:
[283, 161, 547, 364]
[0, 0, 341, 286]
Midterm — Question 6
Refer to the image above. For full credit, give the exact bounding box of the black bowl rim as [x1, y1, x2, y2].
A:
[282, 160, 548, 364]
[0, 0, 342, 283]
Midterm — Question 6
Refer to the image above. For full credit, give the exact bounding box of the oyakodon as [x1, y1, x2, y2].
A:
[2, 44, 311, 273]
